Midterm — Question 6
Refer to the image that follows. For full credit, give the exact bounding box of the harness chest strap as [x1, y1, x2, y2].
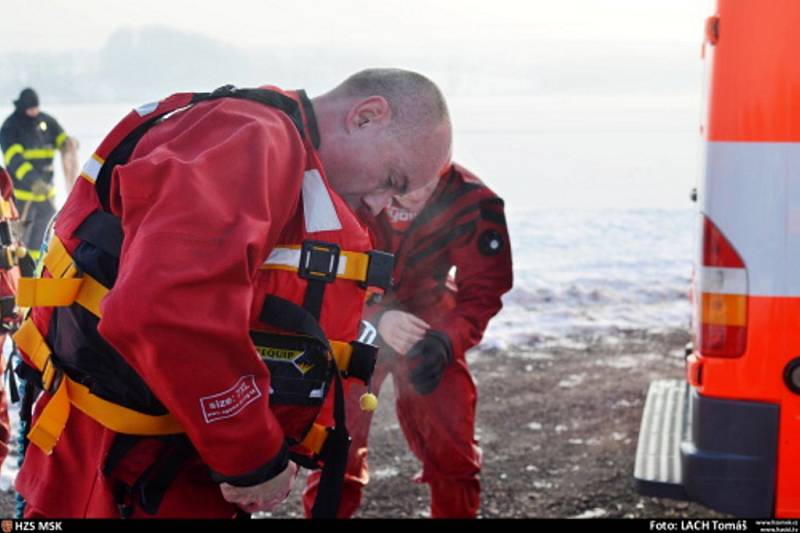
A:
[14, 236, 367, 454]
[19, 240, 384, 314]
[262, 243, 393, 295]
[18, 236, 365, 372]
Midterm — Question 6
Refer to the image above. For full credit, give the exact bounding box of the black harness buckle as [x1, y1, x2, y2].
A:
[0, 221, 12, 247]
[0, 296, 18, 332]
[298, 241, 340, 283]
[0, 246, 16, 270]
[41, 357, 64, 395]
[344, 341, 378, 384]
[361, 250, 394, 291]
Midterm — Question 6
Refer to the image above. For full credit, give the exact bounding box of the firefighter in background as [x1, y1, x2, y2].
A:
[0, 165, 35, 470]
[1, 88, 79, 261]
[303, 162, 513, 518]
[13, 69, 452, 518]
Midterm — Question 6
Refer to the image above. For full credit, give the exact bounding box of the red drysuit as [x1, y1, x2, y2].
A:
[304, 163, 514, 517]
[0, 166, 23, 470]
[16, 88, 374, 517]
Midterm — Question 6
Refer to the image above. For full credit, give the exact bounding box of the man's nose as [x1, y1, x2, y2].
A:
[363, 190, 393, 215]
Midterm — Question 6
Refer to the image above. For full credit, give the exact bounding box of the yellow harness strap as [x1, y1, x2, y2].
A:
[329, 341, 353, 374]
[14, 235, 180, 454]
[299, 423, 328, 455]
[261, 245, 370, 283]
[16, 238, 365, 456]
[13, 319, 183, 454]
[42, 236, 77, 279]
[0, 199, 13, 219]
[16, 236, 108, 318]
[338, 252, 370, 282]
[16, 278, 84, 308]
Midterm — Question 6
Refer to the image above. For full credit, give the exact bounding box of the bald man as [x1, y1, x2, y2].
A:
[14, 69, 451, 518]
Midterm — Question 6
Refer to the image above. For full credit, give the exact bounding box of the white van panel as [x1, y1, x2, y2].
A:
[702, 141, 800, 296]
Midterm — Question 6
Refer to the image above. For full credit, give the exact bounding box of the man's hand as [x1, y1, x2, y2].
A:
[59, 136, 79, 190]
[378, 310, 430, 355]
[219, 460, 298, 513]
[407, 332, 452, 395]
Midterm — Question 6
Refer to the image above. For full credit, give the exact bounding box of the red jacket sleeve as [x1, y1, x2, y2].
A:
[426, 198, 514, 358]
[97, 98, 306, 480]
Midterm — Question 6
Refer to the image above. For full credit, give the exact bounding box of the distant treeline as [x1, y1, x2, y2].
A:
[1, 26, 695, 105]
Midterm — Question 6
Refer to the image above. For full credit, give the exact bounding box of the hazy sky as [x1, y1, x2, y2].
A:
[1, 1, 715, 209]
[4, 0, 708, 53]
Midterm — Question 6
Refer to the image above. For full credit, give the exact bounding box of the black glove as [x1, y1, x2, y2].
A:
[407, 331, 452, 395]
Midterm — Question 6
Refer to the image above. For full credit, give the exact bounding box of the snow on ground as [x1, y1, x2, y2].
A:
[481, 208, 694, 350]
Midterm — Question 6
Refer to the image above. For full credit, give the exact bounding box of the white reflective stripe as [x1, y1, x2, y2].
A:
[135, 101, 159, 117]
[302, 169, 342, 233]
[265, 247, 301, 269]
[698, 266, 748, 295]
[703, 142, 800, 296]
[263, 246, 348, 275]
[358, 320, 378, 345]
[81, 154, 104, 183]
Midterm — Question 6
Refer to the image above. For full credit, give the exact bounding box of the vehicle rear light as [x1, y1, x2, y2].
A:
[697, 216, 748, 357]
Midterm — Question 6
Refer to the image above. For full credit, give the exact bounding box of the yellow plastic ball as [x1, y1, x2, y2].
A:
[359, 393, 378, 412]
[15, 246, 27, 259]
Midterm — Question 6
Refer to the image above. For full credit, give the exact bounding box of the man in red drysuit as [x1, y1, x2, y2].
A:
[14, 69, 452, 518]
[303, 162, 513, 517]
[0, 166, 32, 470]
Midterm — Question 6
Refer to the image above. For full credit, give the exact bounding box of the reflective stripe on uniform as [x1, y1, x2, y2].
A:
[302, 169, 342, 233]
[13, 187, 56, 202]
[23, 148, 55, 160]
[80, 153, 104, 184]
[703, 141, 800, 296]
[55, 132, 68, 149]
[15, 162, 33, 181]
[3, 144, 23, 165]
[135, 101, 159, 117]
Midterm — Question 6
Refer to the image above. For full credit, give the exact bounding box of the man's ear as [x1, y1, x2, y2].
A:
[346, 96, 391, 132]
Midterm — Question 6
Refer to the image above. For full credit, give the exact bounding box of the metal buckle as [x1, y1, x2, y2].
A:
[361, 250, 394, 291]
[298, 241, 341, 283]
[41, 358, 64, 394]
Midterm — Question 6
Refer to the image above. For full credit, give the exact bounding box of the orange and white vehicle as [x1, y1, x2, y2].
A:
[634, 0, 800, 518]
